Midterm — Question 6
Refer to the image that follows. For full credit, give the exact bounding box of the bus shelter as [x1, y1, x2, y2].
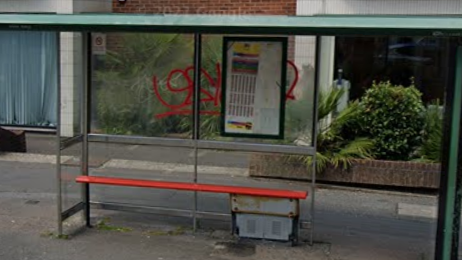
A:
[0, 13, 462, 260]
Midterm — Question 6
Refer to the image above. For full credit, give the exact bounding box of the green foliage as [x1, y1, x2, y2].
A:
[96, 217, 133, 232]
[144, 226, 191, 236]
[40, 231, 69, 240]
[179, 36, 223, 139]
[289, 88, 374, 172]
[314, 88, 374, 171]
[95, 34, 224, 138]
[352, 81, 425, 160]
[94, 33, 193, 136]
[415, 100, 443, 162]
[198, 37, 223, 139]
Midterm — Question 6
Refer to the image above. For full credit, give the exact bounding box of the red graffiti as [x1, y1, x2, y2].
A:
[153, 61, 299, 119]
[286, 60, 298, 101]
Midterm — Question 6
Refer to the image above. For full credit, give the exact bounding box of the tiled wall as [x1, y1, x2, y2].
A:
[59, 32, 84, 137]
[57, 1, 111, 136]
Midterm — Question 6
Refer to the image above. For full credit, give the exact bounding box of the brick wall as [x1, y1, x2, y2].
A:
[112, 0, 296, 15]
[108, 0, 297, 77]
[108, 0, 297, 62]
[249, 154, 441, 189]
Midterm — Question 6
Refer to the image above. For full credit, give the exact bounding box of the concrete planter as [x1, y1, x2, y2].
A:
[0, 127, 27, 153]
[249, 154, 441, 189]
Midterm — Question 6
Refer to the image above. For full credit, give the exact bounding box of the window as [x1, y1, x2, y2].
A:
[335, 36, 454, 103]
[0, 31, 58, 127]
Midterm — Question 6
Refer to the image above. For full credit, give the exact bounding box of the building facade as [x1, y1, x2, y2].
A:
[0, 0, 111, 135]
[1, 0, 462, 134]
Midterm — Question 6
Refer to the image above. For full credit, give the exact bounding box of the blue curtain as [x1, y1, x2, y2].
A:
[0, 31, 58, 127]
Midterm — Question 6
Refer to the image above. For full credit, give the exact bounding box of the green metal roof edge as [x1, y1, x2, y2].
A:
[0, 13, 462, 35]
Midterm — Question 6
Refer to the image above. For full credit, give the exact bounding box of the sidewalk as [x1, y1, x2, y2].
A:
[0, 158, 439, 260]
[0, 193, 335, 260]
[0, 134, 441, 259]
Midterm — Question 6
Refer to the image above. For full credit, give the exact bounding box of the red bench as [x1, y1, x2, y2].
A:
[76, 176, 308, 199]
[76, 175, 308, 245]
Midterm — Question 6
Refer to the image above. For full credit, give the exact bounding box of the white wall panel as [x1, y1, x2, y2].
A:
[0, 0, 57, 13]
[297, 0, 462, 16]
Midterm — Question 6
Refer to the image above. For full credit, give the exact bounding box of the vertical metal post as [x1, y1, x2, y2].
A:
[192, 33, 202, 232]
[82, 32, 91, 227]
[435, 45, 462, 260]
[308, 36, 322, 246]
[55, 32, 63, 236]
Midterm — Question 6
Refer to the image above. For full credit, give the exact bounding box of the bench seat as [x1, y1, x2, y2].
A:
[76, 176, 308, 199]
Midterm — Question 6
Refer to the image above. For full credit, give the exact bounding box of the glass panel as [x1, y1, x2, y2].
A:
[194, 33, 446, 258]
[196, 149, 312, 221]
[90, 32, 194, 138]
[44, 30, 452, 256]
[335, 36, 451, 103]
[325, 35, 449, 259]
[88, 142, 194, 210]
[60, 142, 83, 212]
[199, 34, 316, 146]
[58, 31, 85, 215]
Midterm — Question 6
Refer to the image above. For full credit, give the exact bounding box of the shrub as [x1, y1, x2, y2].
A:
[415, 100, 443, 162]
[352, 81, 425, 160]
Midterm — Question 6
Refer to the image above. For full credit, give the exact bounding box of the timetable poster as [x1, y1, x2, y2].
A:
[221, 37, 287, 139]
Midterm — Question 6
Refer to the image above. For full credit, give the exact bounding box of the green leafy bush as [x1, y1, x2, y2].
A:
[415, 100, 443, 162]
[352, 81, 425, 160]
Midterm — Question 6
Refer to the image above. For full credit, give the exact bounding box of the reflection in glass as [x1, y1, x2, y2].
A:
[91, 33, 194, 138]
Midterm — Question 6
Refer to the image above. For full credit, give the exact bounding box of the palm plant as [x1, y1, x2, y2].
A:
[288, 88, 374, 172]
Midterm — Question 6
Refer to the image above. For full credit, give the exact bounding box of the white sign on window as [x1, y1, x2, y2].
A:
[92, 33, 106, 55]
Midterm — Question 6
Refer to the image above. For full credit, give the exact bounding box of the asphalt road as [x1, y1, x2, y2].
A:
[0, 160, 447, 260]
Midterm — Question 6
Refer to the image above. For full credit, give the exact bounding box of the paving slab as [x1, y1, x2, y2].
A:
[397, 202, 438, 219]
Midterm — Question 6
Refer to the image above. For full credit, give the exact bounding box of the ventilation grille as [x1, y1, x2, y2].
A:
[247, 219, 257, 235]
[271, 220, 282, 237]
[235, 214, 293, 241]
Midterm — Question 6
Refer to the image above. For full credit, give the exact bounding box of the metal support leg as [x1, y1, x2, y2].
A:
[193, 148, 198, 231]
[82, 32, 91, 227]
[192, 33, 202, 232]
[56, 32, 63, 236]
[307, 36, 322, 247]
